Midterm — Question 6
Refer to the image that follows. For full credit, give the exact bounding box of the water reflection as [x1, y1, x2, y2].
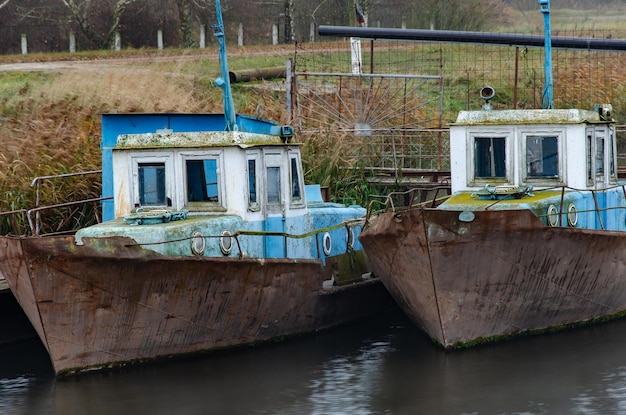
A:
[305, 340, 392, 415]
[0, 339, 54, 415]
[4, 311, 626, 414]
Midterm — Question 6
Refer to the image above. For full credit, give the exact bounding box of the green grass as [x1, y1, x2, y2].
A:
[500, 7, 626, 32]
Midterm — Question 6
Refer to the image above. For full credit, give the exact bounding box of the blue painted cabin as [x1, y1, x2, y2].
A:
[76, 113, 365, 261]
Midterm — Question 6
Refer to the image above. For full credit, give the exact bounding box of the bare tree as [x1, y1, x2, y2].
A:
[174, 0, 195, 47]
[60, 0, 141, 48]
[284, 0, 294, 43]
[173, 0, 215, 48]
[253, 0, 295, 43]
[399, 0, 508, 31]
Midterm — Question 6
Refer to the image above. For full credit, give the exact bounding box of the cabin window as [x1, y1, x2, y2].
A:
[246, 151, 261, 211]
[289, 153, 304, 208]
[290, 157, 301, 201]
[131, 155, 173, 209]
[138, 163, 167, 206]
[186, 159, 219, 202]
[586, 128, 615, 186]
[267, 167, 281, 204]
[247, 155, 260, 211]
[248, 160, 257, 204]
[183, 153, 224, 211]
[526, 136, 558, 178]
[610, 129, 617, 180]
[474, 137, 506, 178]
[586, 132, 593, 185]
[596, 136, 605, 177]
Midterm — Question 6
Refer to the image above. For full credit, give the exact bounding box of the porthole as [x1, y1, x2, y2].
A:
[547, 204, 559, 227]
[567, 203, 578, 227]
[323, 232, 332, 256]
[220, 230, 233, 255]
[191, 231, 205, 256]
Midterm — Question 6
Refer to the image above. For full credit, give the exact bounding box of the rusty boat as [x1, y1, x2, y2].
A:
[0, 1, 391, 376]
[359, 0, 626, 348]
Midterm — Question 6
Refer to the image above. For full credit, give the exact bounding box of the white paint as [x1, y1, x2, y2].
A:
[114, 32, 121, 51]
[350, 37, 362, 75]
[111, 133, 308, 223]
[449, 108, 614, 194]
[199, 25, 206, 49]
[69, 32, 76, 53]
[21, 34, 27, 55]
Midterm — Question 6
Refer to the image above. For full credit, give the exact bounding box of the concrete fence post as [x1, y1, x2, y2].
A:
[200, 24, 206, 48]
[238, 23, 243, 46]
[69, 32, 76, 53]
[114, 31, 121, 51]
[309, 21, 315, 42]
[21, 34, 27, 55]
[157, 29, 163, 50]
[272, 24, 278, 45]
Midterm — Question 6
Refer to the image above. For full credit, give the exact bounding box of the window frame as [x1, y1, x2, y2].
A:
[467, 132, 512, 187]
[521, 129, 565, 185]
[246, 151, 261, 212]
[587, 126, 618, 186]
[130, 153, 174, 210]
[609, 126, 617, 183]
[181, 151, 226, 212]
[288, 150, 305, 209]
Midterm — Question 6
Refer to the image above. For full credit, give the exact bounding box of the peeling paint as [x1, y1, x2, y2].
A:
[116, 131, 288, 149]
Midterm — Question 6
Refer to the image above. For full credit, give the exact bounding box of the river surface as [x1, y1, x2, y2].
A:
[3, 309, 626, 415]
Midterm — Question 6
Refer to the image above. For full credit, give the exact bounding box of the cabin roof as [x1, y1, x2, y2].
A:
[454, 108, 602, 126]
[115, 130, 294, 149]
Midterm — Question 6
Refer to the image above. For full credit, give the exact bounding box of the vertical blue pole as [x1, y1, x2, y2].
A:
[539, 0, 554, 109]
[213, 0, 237, 131]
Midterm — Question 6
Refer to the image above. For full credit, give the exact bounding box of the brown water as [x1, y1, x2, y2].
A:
[2, 309, 626, 415]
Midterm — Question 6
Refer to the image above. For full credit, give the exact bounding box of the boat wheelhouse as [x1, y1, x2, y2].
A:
[77, 113, 364, 262]
[442, 104, 621, 230]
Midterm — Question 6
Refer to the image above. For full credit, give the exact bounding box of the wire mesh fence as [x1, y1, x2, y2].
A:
[292, 30, 626, 178]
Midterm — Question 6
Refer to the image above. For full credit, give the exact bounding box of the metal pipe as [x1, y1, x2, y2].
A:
[318, 26, 626, 52]
[228, 67, 286, 83]
[539, 0, 554, 109]
[514, 47, 519, 109]
[213, 0, 237, 131]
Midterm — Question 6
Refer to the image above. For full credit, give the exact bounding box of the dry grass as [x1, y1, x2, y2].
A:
[0, 66, 230, 233]
[0, 56, 296, 234]
[1, 36, 626, 232]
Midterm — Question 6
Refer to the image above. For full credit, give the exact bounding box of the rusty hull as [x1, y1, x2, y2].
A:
[0, 235, 392, 375]
[359, 208, 626, 348]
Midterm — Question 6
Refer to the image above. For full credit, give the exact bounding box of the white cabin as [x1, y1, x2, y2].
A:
[449, 107, 616, 194]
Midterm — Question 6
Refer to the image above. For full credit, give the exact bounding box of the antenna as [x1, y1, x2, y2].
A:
[213, 0, 237, 131]
[539, 0, 554, 109]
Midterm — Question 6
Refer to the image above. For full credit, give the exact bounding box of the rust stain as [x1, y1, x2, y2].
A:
[360, 207, 626, 348]
[0, 235, 394, 375]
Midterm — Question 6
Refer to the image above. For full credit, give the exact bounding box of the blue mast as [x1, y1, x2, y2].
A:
[213, 0, 237, 131]
[539, 0, 554, 109]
